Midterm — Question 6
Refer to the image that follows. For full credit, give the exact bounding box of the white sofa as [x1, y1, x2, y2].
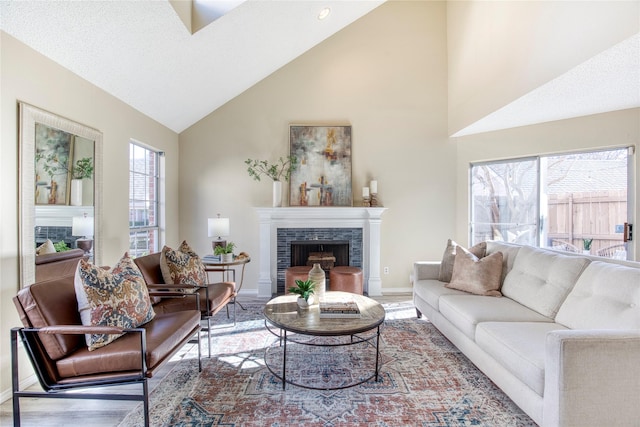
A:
[413, 241, 640, 427]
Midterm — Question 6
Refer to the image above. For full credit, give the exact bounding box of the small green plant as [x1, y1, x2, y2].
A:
[54, 241, 70, 252]
[71, 157, 94, 180]
[245, 156, 297, 182]
[289, 279, 315, 302]
[583, 238, 593, 251]
[214, 241, 235, 255]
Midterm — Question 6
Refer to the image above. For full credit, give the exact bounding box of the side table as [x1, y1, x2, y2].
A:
[203, 256, 250, 310]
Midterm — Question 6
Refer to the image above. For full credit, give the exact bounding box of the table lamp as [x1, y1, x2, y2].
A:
[72, 213, 94, 254]
[208, 214, 229, 252]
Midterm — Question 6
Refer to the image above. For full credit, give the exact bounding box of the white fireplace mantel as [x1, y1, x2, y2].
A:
[255, 207, 387, 297]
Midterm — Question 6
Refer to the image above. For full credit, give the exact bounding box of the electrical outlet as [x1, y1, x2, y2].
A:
[383, 267, 390, 274]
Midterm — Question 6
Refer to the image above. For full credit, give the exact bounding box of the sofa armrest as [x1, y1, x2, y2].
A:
[413, 261, 441, 282]
[544, 329, 640, 427]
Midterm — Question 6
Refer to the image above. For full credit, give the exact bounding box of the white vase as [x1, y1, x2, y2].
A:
[297, 296, 312, 308]
[221, 253, 234, 263]
[70, 179, 83, 206]
[308, 263, 326, 300]
[272, 180, 282, 207]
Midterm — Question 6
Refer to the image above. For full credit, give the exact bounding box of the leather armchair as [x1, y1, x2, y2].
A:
[133, 252, 236, 358]
[11, 274, 201, 427]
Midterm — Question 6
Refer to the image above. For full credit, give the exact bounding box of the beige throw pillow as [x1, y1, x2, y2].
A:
[438, 239, 487, 282]
[36, 239, 57, 255]
[446, 250, 503, 297]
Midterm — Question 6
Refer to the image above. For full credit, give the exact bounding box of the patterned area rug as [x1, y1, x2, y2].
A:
[120, 302, 537, 426]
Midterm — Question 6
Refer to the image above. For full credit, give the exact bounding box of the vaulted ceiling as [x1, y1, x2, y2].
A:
[1, 1, 638, 136]
[0, 0, 385, 133]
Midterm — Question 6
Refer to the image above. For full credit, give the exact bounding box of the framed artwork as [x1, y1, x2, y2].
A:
[289, 125, 352, 206]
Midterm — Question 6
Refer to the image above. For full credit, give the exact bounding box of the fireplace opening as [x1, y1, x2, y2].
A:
[290, 240, 349, 271]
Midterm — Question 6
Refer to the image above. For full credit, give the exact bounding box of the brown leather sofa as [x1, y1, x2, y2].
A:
[34, 248, 86, 282]
[133, 252, 236, 357]
[11, 274, 202, 427]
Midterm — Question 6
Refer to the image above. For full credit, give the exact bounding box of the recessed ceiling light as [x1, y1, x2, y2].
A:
[318, 7, 331, 20]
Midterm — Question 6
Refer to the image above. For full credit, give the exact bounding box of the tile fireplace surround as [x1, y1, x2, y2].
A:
[255, 207, 387, 298]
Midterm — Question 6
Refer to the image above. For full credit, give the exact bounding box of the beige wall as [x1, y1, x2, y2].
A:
[447, 0, 640, 135]
[178, 1, 453, 294]
[454, 108, 640, 257]
[0, 32, 180, 400]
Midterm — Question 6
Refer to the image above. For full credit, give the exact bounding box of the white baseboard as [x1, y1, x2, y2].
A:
[0, 374, 37, 404]
[381, 287, 413, 295]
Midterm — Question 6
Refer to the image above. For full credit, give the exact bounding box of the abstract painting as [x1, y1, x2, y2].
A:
[289, 125, 352, 206]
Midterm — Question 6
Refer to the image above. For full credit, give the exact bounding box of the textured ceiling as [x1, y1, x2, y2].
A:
[453, 32, 640, 137]
[0, 0, 385, 133]
[1, 1, 638, 136]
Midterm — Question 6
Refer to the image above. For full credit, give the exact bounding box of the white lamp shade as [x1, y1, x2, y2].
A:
[72, 215, 94, 237]
[208, 217, 230, 238]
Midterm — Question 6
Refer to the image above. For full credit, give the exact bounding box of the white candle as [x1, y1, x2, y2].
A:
[362, 187, 370, 198]
[370, 180, 377, 194]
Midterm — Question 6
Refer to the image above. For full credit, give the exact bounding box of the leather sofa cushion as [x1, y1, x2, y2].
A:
[153, 282, 235, 316]
[14, 275, 84, 360]
[502, 246, 590, 318]
[556, 261, 640, 330]
[56, 310, 200, 378]
[476, 321, 568, 396]
[439, 294, 552, 340]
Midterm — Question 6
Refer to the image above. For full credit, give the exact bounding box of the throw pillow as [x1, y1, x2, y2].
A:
[76, 253, 155, 351]
[160, 240, 207, 288]
[36, 239, 57, 255]
[438, 239, 487, 282]
[446, 250, 503, 297]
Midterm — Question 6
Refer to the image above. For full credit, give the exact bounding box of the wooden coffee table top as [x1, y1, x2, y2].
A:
[263, 291, 385, 336]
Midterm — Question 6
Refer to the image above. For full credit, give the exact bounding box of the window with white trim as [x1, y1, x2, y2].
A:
[129, 142, 161, 257]
[470, 147, 633, 260]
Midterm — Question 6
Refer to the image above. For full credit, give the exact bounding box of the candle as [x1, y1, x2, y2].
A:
[362, 187, 370, 198]
[370, 180, 377, 194]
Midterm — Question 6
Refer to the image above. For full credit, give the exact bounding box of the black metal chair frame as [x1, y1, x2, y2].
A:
[11, 291, 202, 427]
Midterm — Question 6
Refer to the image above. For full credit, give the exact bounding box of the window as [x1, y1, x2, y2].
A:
[470, 148, 633, 260]
[129, 142, 161, 257]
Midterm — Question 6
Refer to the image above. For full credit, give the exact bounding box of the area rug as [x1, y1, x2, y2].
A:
[119, 302, 537, 427]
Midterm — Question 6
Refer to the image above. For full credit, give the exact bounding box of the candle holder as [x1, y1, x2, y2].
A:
[362, 196, 371, 207]
[370, 193, 378, 207]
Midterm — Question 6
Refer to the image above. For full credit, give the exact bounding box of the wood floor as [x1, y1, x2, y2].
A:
[0, 294, 413, 427]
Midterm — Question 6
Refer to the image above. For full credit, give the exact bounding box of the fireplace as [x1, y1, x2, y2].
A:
[255, 207, 387, 297]
[290, 240, 349, 268]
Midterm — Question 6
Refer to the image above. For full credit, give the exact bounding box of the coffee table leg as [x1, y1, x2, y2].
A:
[282, 330, 287, 390]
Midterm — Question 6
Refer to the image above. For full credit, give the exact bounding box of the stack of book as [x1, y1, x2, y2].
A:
[202, 254, 221, 263]
[319, 298, 361, 318]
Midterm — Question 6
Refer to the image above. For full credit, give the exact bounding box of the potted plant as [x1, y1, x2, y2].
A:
[214, 241, 235, 262]
[289, 279, 315, 308]
[245, 156, 297, 207]
[583, 238, 593, 254]
[70, 157, 94, 206]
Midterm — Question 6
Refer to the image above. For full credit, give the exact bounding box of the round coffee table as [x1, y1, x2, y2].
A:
[263, 291, 385, 390]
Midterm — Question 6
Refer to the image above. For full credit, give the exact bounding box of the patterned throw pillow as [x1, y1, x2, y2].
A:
[77, 253, 155, 351]
[160, 240, 207, 288]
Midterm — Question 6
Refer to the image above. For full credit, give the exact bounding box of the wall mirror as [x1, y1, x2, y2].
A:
[19, 102, 102, 288]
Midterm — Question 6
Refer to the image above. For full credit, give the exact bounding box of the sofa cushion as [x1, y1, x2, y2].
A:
[555, 261, 640, 330]
[77, 256, 155, 350]
[485, 240, 522, 283]
[501, 246, 590, 318]
[413, 279, 468, 312]
[476, 321, 568, 396]
[438, 294, 553, 340]
[438, 240, 487, 282]
[13, 276, 84, 361]
[446, 251, 503, 297]
[160, 240, 206, 287]
[55, 310, 200, 378]
[36, 239, 56, 255]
